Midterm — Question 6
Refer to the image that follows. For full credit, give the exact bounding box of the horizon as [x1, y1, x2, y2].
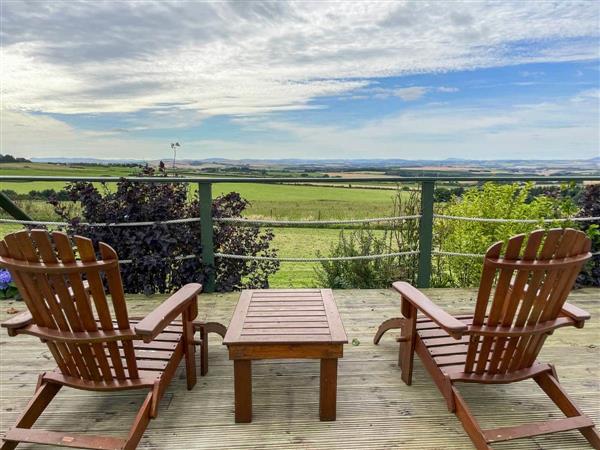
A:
[22, 155, 600, 163]
[2, 1, 599, 161]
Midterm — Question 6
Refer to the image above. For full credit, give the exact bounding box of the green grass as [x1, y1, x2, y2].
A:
[1, 162, 410, 288]
[267, 227, 341, 287]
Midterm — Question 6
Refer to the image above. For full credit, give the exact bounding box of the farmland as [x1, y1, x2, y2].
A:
[1, 162, 405, 287]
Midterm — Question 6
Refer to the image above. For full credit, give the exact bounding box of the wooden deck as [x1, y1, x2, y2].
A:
[1, 288, 598, 449]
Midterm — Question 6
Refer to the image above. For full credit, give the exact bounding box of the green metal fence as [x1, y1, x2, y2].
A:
[1, 174, 599, 292]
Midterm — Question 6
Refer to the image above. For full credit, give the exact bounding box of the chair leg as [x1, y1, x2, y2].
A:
[1, 382, 61, 450]
[182, 310, 197, 390]
[200, 326, 209, 377]
[399, 299, 417, 385]
[452, 386, 493, 450]
[193, 321, 227, 377]
[535, 371, 600, 449]
[373, 317, 403, 345]
[123, 391, 153, 450]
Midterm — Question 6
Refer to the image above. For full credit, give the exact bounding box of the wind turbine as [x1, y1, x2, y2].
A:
[170, 142, 180, 174]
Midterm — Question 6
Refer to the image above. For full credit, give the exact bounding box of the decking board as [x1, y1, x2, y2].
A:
[1, 288, 598, 449]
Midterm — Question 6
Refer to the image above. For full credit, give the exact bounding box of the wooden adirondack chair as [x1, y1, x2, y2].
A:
[0, 229, 202, 450]
[374, 228, 600, 449]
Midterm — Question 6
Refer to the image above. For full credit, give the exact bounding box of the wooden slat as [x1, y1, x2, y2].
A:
[244, 321, 330, 329]
[245, 316, 328, 323]
[248, 305, 325, 312]
[241, 328, 332, 335]
[464, 242, 502, 373]
[503, 230, 563, 372]
[483, 416, 594, 443]
[4, 428, 126, 449]
[487, 231, 543, 374]
[98, 241, 139, 380]
[475, 235, 524, 374]
[223, 290, 253, 344]
[246, 311, 327, 317]
[321, 289, 347, 344]
[72, 235, 126, 381]
[49, 232, 104, 382]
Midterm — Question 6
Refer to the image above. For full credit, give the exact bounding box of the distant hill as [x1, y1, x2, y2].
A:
[27, 156, 600, 171]
[31, 157, 145, 164]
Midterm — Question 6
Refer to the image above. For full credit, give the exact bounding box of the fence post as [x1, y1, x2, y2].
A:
[417, 181, 435, 288]
[198, 182, 215, 292]
[0, 191, 33, 221]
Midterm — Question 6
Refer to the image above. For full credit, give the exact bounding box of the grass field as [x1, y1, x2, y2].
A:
[1, 162, 409, 287]
[2, 163, 403, 220]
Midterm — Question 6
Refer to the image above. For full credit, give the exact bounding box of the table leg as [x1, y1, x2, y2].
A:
[234, 360, 252, 423]
[320, 358, 338, 421]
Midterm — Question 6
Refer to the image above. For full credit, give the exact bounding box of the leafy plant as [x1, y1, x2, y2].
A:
[49, 165, 279, 294]
[433, 182, 580, 287]
[576, 185, 600, 287]
[315, 189, 419, 288]
[0, 269, 19, 300]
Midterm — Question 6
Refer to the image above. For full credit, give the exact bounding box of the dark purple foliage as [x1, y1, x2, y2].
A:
[576, 185, 599, 287]
[49, 166, 279, 294]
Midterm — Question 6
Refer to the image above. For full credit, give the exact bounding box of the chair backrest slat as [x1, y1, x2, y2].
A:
[465, 228, 591, 376]
[98, 241, 138, 379]
[474, 235, 525, 374]
[0, 237, 74, 376]
[0, 230, 139, 383]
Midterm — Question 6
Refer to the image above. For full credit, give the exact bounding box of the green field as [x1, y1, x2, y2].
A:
[1, 162, 408, 287]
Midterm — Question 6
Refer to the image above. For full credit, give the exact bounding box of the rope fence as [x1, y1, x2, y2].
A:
[2, 214, 598, 262]
[213, 250, 419, 263]
[433, 214, 600, 223]
[116, 250, 599, 264]
[3, 214, 599, 228]
[0, 217, 201, 227]
[213, 215, 421, 225]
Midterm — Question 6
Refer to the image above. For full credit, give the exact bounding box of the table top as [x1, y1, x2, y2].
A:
[223, 289, 348, 346]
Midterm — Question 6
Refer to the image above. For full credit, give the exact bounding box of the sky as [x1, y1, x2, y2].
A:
[1, 1, 599, 161]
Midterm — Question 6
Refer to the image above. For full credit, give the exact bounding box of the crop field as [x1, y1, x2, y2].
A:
[1, 163, 409, 287]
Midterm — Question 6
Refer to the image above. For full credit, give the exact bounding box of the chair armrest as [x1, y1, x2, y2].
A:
[560, 302, 590, 327]
[392, 281, 468, 338]
[135, 283, 202, 343]
[1, 311, 33, 336]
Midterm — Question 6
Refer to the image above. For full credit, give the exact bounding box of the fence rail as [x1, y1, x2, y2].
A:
[1, 174, 598, 292]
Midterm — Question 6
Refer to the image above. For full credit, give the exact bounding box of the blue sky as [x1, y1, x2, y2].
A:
[2, 1, 599, 161]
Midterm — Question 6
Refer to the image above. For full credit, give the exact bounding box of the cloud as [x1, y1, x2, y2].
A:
[437, 86, 459, 93]
[393, 87, 428, 101]
[4, 90, 597, 160]
[1, 1, 598, 118]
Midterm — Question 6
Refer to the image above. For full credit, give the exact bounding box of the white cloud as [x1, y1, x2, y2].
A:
[1, 1, 598, 117]
[4, 90, 596, 160]
[393, 87, 428, 101]
[437, 86, 460, 93]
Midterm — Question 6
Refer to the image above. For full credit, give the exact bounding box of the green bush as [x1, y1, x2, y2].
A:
[315, 190, 419, 288]
[433, 182, 579, 287]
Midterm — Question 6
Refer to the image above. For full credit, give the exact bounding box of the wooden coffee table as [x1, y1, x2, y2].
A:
[223, 289, 348, 423]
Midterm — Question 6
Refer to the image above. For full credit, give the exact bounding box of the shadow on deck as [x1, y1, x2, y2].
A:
[1, 288, 599, 449]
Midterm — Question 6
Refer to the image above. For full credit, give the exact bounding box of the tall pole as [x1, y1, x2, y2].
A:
[417, 181, 435, 288]
[199, 182, 215, 292]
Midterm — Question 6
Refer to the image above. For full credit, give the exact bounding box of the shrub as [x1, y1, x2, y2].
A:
[576, 185, 600, 287]
[49, 165, 279, 294]
[0, 269, 19, 299]
[315, 189, 419, 288]
[433, 182, 580, 287]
